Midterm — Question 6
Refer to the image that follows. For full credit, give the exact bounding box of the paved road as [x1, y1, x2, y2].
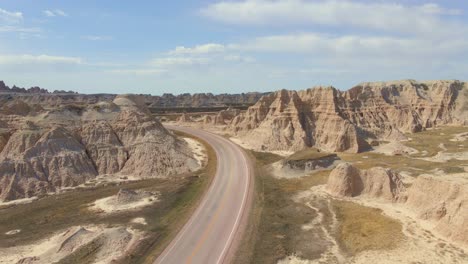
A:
[155, 125, 253, 264]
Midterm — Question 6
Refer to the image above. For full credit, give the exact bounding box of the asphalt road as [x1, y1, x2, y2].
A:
[155, 125, 253, 264]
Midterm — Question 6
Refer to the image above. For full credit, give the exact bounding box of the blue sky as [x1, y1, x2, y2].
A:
[0, 0, 467, 94]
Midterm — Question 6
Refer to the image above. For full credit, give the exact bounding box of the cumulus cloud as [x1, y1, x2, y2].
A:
[43, 9, 68, 17]
[0, 54, 82, 65]
[0, 8, 23, 23]
[169, 43, 226, 55]
[201, 0, 464, 36]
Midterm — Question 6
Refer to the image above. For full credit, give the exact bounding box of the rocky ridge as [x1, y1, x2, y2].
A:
[230, 80, 468, 153]
[0, 80, 268, 109]
[0, 95, 197, 201]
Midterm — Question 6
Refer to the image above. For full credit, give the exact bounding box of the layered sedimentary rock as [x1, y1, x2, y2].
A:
[230, 80, 468, 153]
[326, 164, 468, 246]
[0, 95, 196, 201]
[0, 126, 98, 201]
[81, 121, 127, 175]
[326, 163, 405, 201]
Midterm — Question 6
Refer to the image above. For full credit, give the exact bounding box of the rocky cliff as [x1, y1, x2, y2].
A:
[0, 95, 197, 201]
[230, 80, 468, 153]
[326, 163, 405, 201]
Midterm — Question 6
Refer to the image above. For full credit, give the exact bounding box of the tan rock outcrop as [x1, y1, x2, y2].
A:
[0, 126, 98, 201]
[326, 163, 405, 201]
[111, 108, 195, 178]
[230, 88, 367, 152]
[405, 175, 468, 246]
[0, 95, 197, 201]
[230, 80, 468, 153]
[80, 121, 127, 174]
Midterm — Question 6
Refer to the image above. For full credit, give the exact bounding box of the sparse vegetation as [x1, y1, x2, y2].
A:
[250, 150, 283, 165]
[240, 149, 332, 263]
[405, 126, 468, 157]
[286, 147, 335, 161]
[332, 200, 404, 255]
[339, 126, 468, 175]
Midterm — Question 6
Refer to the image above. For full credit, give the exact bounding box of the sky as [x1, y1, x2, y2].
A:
[0, 0, 467, 95]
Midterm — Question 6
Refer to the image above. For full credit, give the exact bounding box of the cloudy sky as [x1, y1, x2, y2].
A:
[0, 0, 467, 94]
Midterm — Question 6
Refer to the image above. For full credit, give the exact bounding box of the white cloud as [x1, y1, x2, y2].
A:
[150, 57, 211, 66]
[0, 8, 23, 23]
[224, 54, 255, 63]
[169, 43, 226, 55]
[419, 3, 462, 15]
[54, 9, 68, 17]
[43, 10, 55, 17]
[43, 9, 68, 17]
[107, 69, 167, 75]
[201, 0, 464, 36]
[0, 26, 41, 33]
[0, 54, 82, 65]
[230, 33, 468, 59]
[82, 35, 113, 41]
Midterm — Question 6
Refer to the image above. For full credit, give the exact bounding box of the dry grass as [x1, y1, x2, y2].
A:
[250, 150, 283, 165]
[404, 126, 468, 156]
[286, 147, 334, 161]
[241, 150, 332, 263]
[338, 126, 468, 176]
[332, 200, 404, 255]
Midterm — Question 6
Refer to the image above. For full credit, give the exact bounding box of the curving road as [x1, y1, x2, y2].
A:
[155, 125, 253, 264]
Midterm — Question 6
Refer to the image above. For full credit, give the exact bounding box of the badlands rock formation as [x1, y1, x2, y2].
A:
[0, 95, 197, 201]
[326, 164, 468, 246]
[146, 92, 267, 108]
[326, 163, 405, 201]
[1, 80, 267, 109]
[230, 80, 468, 153]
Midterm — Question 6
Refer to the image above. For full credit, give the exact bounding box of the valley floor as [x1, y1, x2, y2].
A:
[236, 126, 468, 264]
